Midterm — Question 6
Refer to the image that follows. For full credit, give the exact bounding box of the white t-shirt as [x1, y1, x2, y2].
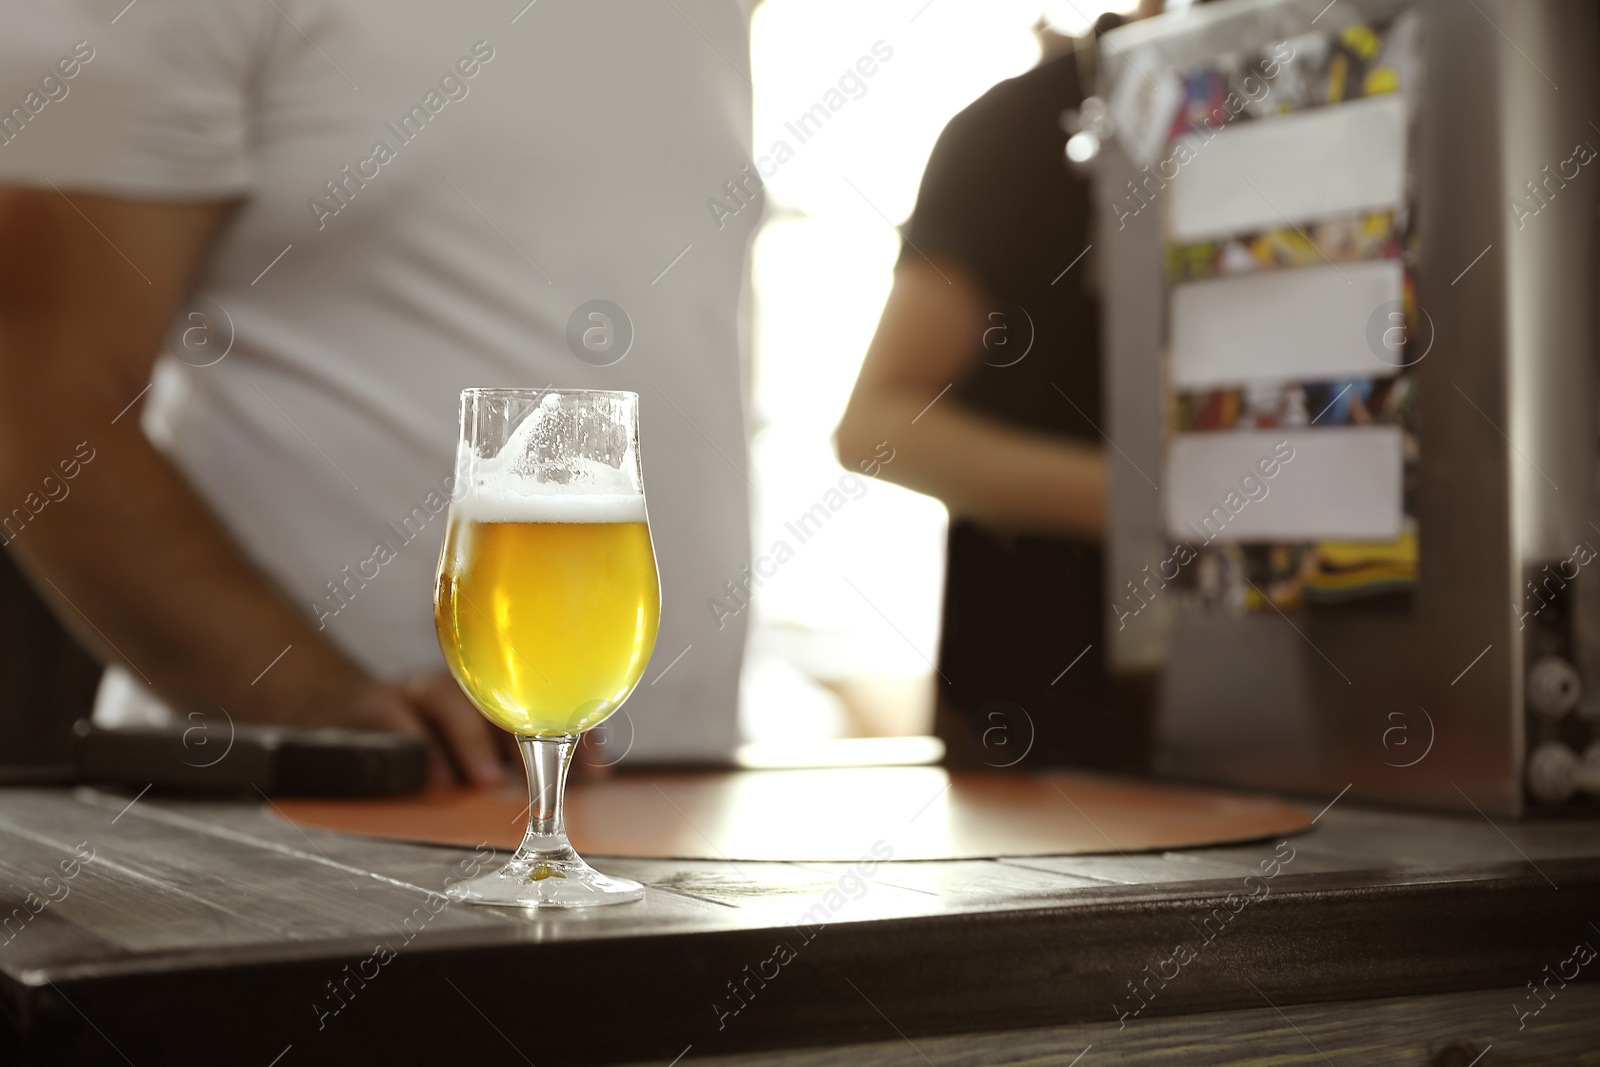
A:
[0, 0, 757, 761]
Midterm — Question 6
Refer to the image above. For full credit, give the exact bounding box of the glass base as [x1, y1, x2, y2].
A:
[445, 733, 644, 908]
[445, 849, 645, 909]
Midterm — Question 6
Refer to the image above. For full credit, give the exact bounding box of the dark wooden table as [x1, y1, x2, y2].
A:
[1, 781, 1597, 1066]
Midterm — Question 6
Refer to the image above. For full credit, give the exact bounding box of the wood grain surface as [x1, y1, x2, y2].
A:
[1, 784, 1596, 1067]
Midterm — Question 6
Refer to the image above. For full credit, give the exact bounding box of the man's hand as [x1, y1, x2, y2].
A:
[353, 673, 508, 787]
[384, 671, 615, 786]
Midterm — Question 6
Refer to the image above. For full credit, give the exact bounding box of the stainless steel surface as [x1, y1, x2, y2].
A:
[1099, 0, 1598, 815]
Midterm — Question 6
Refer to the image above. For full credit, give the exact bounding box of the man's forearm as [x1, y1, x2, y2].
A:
[0, 189, 504, 783]
[1, 412, 368, 724]
[0, 190, 365, 725]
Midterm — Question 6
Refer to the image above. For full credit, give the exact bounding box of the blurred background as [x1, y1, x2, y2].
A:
[740, 0, 1129, 754]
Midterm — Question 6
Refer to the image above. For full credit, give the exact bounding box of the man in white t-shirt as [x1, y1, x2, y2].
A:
[0, 0, 757, 783]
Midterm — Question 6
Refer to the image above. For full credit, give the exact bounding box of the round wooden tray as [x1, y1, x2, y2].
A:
[274, 767, 1312, 861]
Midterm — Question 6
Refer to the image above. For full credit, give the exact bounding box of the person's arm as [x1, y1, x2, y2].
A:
[836, 257, 1106, 540]
[0, 188, 503, 785]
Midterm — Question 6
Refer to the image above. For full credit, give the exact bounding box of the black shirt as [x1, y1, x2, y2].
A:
[900, 50, 1141, 770]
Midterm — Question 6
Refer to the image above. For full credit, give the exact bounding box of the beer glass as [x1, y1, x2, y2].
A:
[435, 388, 659, 907]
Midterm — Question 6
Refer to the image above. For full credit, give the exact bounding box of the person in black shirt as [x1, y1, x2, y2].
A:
[837, 8, 1158, 771]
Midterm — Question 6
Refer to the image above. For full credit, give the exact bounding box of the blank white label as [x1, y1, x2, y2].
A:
[1168, 94, 1407, 245]
[1164, 426, 1404, 542]
[1170, 258, 1403, 390]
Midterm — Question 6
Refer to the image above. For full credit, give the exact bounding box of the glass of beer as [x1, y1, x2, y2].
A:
[435, 388, 659, 907]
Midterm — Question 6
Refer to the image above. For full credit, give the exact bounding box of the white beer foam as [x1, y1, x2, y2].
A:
[453, 394, 645, 523]
[454, 490, 646, 524]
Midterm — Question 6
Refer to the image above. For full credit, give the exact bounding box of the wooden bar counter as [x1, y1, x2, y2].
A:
[1, 780, 1596, 1066]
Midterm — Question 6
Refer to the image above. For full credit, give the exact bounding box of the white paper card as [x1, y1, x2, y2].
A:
[1167, 94, 1406, 244]
[1164, 427, 1404, 542]
[1169, 258, 1403, 390]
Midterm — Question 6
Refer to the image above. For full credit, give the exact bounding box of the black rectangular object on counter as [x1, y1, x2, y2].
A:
[71, 719, 427, 797]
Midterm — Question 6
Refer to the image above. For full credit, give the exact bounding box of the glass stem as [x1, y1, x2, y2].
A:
[515, 735, 581, 864]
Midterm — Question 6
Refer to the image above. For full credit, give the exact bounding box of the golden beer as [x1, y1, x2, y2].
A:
[435, 516, 660, 736]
